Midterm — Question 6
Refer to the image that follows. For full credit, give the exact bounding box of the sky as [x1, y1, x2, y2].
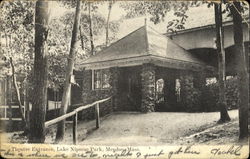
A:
[2, 1, 248, 47]
[15, 0, 248, 47]
[49, 1, 126, 21]
[48, 1, 214, 37]
[49, 1, 249, 32]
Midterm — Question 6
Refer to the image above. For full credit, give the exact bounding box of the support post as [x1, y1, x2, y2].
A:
[141, 63, 156, 112]
[111, 97, 113, 110]
[95, 103, 100, 128]
[73, 112, 78, 144]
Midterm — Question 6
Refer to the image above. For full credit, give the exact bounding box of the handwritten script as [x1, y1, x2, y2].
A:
[0, 144, 247, 159]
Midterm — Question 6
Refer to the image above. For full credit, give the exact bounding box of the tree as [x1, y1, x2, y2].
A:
[230, 1, 249, 141]
[88, 2, 94, 55]
[29, 0, 50, 143]
[214, 2, 231, 123]
[46, 1, 119, 90]
[120, 1, 194, 33]
[0, 1, 35, 133]
[55, 0, 82, 142]
[9, 57, 29, 132]
[105, 1, 114, 46]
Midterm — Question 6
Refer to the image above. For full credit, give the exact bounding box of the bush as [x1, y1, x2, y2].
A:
[200, 77, 239, 112]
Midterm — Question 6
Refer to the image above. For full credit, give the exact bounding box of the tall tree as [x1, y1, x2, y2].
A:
[230, 1, 249, 141]
[56, 0, 82, 142]
[88, 2, 95, 55]
[0, 1, 35, 132]
[105, 1, 114, 46]
[9, 57, 28, 131]
[214, 2, 231, 123]
[29, 0, 50, 143]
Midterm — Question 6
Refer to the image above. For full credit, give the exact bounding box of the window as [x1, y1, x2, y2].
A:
[156, 79, 164, 103]
[156, 79, 164, 93]
[93, 69, 111, 89]
[175, 79, 181, 102]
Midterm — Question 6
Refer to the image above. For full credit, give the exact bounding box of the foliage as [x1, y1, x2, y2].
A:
[120, 1, 200, 33]
[201, 77, 239, 112]
[47, 8, 119, 88]
[47, 1, 119, 88]
[0, 0, 119, 90]
[0, 0, 35, 94]
[120, 1, 248, 33]
[0, 1, 34, 70]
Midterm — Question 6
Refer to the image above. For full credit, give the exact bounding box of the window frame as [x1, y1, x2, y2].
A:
[92, 69, 111, 90]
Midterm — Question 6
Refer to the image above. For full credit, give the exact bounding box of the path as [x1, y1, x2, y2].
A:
[78, 110, 238, 146]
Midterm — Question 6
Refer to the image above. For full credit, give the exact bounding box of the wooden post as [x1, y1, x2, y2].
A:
[95, 103, 100, 129]
[73, 112, 78, 144]
[111, 97, 113, 110]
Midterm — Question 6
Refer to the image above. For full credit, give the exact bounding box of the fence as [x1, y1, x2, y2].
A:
[45, 96, 112, 144]
[0, 105, 25, 121]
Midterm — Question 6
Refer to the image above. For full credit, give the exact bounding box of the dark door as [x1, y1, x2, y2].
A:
[118, 67, 141, 111]
[127, 72, 141, 110]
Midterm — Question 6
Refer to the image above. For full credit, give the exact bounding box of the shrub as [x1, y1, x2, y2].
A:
[200, 77, 239, 112]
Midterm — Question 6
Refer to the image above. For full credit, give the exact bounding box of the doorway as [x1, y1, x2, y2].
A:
[156, 76, 181, 112]
[118, 67, 141, 111]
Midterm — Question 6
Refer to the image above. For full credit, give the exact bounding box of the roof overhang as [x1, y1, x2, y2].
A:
[77, 55, 212, 72]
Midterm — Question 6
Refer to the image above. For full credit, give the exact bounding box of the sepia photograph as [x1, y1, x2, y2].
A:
[0, 0, 249, 158]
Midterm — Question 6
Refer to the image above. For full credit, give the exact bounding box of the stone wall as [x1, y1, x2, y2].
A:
[110, 67, 120, 111]
[180, 71, 202, 111]
[70, 69, 114, 120]
[141, 63, 156, 112]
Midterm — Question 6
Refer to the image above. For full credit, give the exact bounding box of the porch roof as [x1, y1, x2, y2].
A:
[78, 25, 208, 71]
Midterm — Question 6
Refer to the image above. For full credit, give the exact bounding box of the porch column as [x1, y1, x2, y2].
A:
[141, 63, 156, 112]
[82, 69, 92, 105]
[110, 67, 119, 111]
[180, 71, 194, 110]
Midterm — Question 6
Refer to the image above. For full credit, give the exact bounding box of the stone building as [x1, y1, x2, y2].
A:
[72, 24, 215, 114]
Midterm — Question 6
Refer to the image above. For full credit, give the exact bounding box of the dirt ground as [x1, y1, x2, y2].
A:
[3, 109, 242, 146]
[176, 118, 244, 145]
[77, 110, 239, 146]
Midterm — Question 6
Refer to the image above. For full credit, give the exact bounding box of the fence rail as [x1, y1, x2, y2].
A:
[45, 96, 112, 144]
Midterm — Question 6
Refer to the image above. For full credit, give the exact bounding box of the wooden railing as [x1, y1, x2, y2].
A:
[45, 96, 112, 144]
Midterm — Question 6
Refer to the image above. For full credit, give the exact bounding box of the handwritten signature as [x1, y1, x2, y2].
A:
[210, 145, 242, 156]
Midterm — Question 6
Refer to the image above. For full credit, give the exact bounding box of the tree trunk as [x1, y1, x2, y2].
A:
[105, 1, 113, 47]
[24, 86, 30, 133]
[230, 2, 249, 141]
[88, 2, 95, 55]
[55, 0, 81, 142]
[79, 26, 85, 51]
[214, 2, 231, 123]
[29, 0, 50, 143]
[9, 57, 28, 129]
